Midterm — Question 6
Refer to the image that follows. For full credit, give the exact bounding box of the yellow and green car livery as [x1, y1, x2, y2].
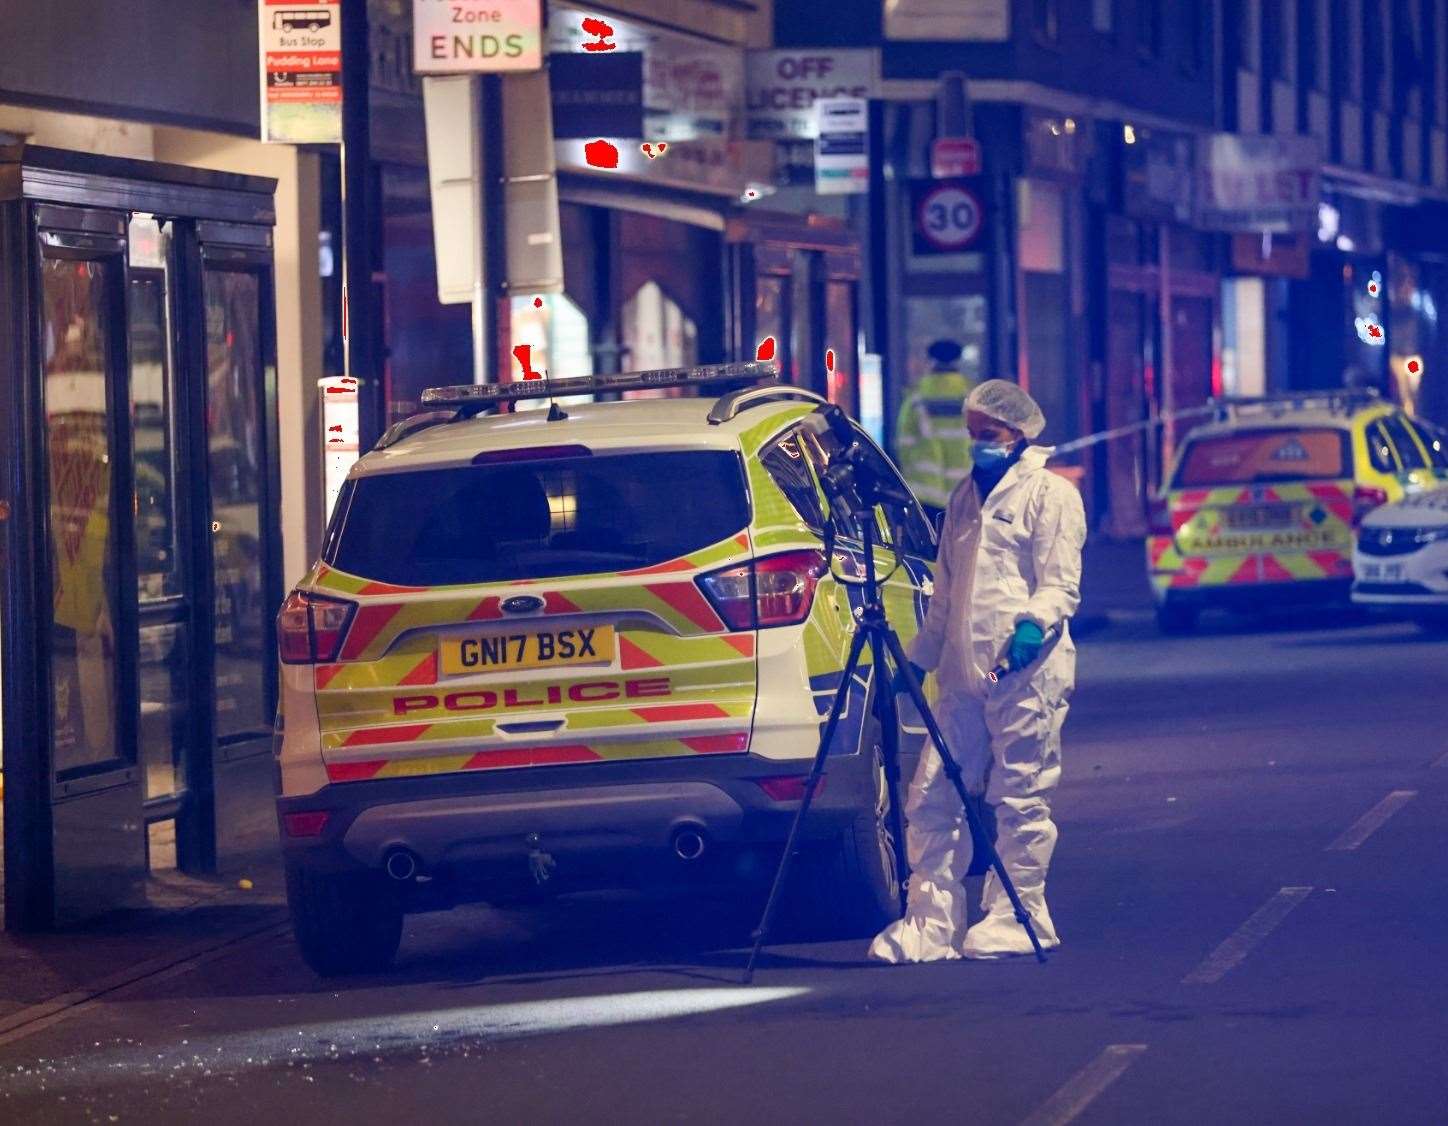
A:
[273, 370, 936, 974]
[1147, 393, 1445, 631]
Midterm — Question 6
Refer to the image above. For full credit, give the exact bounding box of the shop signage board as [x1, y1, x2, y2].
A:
[814, 97, 869, 195]
[910, 178, 990, 254]
[1196, 133, 1321, 232]
[745, 49, 877, 140]
[885, 0, 1010, 41]
[258, 0, 342, 143]
[412, 0, 543, 74]
[930, 136, 981, 178]
[549, 51, 644, 138]
[547, 4, 747, 195]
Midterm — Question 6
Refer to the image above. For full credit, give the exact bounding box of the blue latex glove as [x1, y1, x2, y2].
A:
[1007, 620, 1045, 671]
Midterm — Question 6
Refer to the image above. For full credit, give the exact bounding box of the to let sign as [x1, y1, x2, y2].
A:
[1195, 134, 1321, 233]
[259, 0, 342, 144]
[413, 0, 543, 74]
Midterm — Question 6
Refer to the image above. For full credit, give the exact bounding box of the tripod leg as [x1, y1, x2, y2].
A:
[867, 632, 909, 912]
[881, 631, 1048, 964]
[744, 626, 872, 984]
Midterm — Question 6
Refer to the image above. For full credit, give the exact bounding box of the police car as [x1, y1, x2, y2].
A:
[275, 362, 936, 974]
[1352, 480, 1448, 630]
[1147, 392, 1445, 632]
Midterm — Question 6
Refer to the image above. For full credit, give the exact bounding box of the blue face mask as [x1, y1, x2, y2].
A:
[972, 440, 1015, 470]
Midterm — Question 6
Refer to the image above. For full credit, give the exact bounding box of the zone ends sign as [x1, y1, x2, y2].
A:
[413, 0, 543, 74]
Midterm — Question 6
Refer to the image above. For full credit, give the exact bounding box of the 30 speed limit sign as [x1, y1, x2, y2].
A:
[911, 179, 989, 254]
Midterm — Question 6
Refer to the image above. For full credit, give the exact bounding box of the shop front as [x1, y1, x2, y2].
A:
[1, 146, 284, 929]
[502, 3, 864, 409]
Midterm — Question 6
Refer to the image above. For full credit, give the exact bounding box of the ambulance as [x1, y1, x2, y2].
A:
[1147, 391, 1444, 632]
[274, 362, 936, 974]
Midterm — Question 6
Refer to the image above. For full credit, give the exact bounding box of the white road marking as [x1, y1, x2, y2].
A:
[1019, 1043, 1149, 1126]
[1430, 749, 1448, 770]
[1326, 790, 1418, 852]
[0, 917, 291, 1048]
[1182, 886, 1313, 985]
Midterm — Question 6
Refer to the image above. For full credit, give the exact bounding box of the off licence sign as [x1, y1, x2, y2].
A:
[413, 0, 543, 74]
[911, 179, 988, 254]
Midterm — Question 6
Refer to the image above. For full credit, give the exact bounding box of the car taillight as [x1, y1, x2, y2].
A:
[277, 590, 357, 664]
[1147, 495, 1174, 537]
[1352, 485, 1389, 528]
[696, 549, 826, 631]
[282, 811, 331, 838]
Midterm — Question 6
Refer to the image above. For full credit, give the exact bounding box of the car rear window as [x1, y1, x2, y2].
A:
[1173, 428, 1350, 487]
[328, 450, 749, 586]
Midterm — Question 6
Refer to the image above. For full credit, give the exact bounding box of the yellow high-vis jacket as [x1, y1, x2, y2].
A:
[895, 369, 975, 509]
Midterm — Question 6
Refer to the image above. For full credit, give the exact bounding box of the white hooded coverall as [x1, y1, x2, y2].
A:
[870, 444, 1085, 962]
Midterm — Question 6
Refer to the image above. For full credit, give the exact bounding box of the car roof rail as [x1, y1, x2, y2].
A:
[371, 410, 459, 451]
[707, 385, 828, 424]
[1207, 388, 1382, 422]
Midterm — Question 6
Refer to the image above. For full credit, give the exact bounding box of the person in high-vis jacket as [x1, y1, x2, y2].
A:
[895, 339, 975, 517]
[871, 379, 1085, 963]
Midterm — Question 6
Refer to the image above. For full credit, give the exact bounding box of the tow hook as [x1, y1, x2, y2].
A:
[526, 832, 556, 885]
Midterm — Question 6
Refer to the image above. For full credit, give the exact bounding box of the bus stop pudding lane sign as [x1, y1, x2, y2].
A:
[259, 0, 343, 143]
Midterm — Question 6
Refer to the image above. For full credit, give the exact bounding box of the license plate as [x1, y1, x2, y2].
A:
[1223, 504, 1297, 529]
[440, 625, 615, 676]
[1360, 563, 1405, 582]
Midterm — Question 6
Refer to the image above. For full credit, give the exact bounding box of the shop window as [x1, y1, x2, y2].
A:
[1137, 0, 1163, 59]
[824, 279, 858, 416]
[1031, 0, 1060, 43]
[621, 280, 697, 387]
[510, 292, 594, 409]
[790, 252, 817, 391]
[755, 274, 787, 363]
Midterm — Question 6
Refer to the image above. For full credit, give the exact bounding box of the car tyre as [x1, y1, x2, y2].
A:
[286, 866, 403, 976]
[1156, 602, 1198, 634]
[784, 722, 903, 940]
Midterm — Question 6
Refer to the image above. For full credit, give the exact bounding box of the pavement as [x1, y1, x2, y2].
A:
[2, 562, 1446, 1123]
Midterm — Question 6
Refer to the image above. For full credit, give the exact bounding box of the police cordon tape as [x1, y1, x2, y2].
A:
[1047, 404, 1221, 458]
[1045, 389, 1385, 457]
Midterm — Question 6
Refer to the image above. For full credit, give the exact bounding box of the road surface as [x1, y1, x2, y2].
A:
[3, 610, 1445, 1125]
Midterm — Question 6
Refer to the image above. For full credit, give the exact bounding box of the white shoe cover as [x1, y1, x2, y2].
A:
[868, 877, 966, 963]
[961, 905, 1060, 960]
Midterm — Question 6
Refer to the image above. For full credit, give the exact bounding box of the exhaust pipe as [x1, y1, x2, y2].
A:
[671, 825, 707, 861]
[383, 847, 420, 881]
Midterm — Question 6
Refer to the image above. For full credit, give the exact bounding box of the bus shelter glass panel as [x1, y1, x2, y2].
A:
[129, 250, 191, 802]
[204, 270, 269, 739]
[42, 258, 124, 775]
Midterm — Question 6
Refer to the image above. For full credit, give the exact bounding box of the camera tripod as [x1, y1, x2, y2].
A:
[742, 410, 1048, 982]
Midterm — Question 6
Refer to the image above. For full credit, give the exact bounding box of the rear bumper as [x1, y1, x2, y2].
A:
[1156, 578, 1351, 610]
[277, 750, 882, 897]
